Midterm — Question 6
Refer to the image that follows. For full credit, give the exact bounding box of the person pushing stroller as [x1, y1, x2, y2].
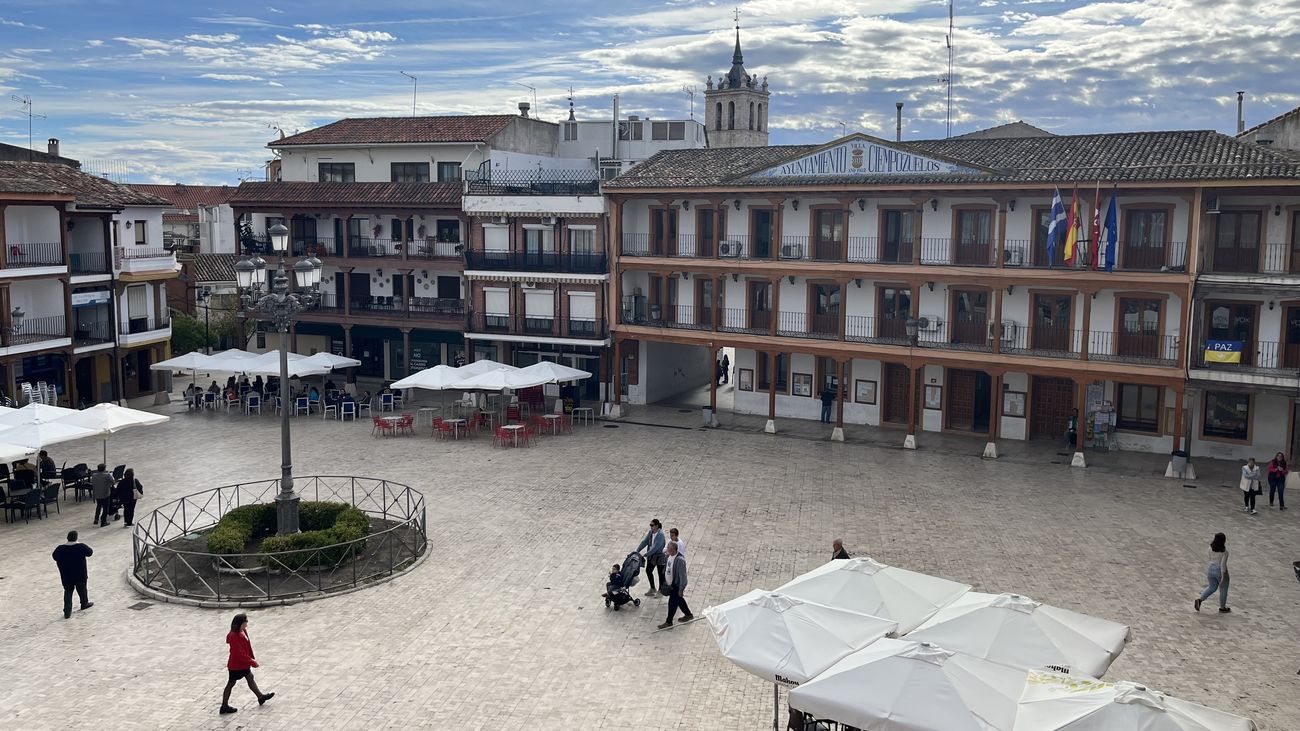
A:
[602, 552, 644, 610]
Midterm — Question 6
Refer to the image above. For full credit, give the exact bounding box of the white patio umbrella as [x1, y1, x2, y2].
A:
[391, 364, 463, 391]
[517, 361, 592, 383]
[776, 557, 971, 635]
[53, 403, 170, 464]
[0, 441, 36, 463]
[906, 593, 1131, 678]
[1014, 669, 1257, 731]
[0, 403, 77, 425]
[453, 359, 516, 378]
[0, 420, 98, 452]
[301, 352, 362, 370]
[150, 350, 216, 372]
[451, 366, 552, 392]
[704, 589, 897, 730]
[235, 350, 332, 378]
[788, 638, 1026, 731]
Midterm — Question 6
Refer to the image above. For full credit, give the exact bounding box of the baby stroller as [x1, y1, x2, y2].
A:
[603, 551, 644, 610]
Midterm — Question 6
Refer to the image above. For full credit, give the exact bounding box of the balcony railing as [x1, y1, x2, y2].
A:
[464, 250, 607, 274]
[347, 237, 403, 258]
[4, 315, 66, 346]
[5, 242, 63, 268]
[776, 311, 840, 339]
[1087, 331, 1179, 366]
[73, 319, 114, 346]
[127, 315, 170, 334]
[466, 169, 600, 196]
[846, 237, 913, 265]
[1191, 340, 1300, 375]
[70, 250, 109, 274]
[120, 247, 172, 260]
[410, 240, 462, 259]
[1000, 239, 1188, 272]
[469, 312, 607, 339]
[292, 237, 342, 258]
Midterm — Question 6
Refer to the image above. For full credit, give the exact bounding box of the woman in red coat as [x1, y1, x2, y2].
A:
[220, 613, 274, 714]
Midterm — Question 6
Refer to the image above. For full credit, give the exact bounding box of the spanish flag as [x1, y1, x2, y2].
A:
[1063, 187, 1080, 266]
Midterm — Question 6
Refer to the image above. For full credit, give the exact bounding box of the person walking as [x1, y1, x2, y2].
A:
[220, 613, 274, 714]
[819, 385, 835, 423]
[635, 519, 667, 596]
[114, 468, 143, 528]
[657, 541, 694, 629]
[832, 538, 850, 560]
[1267, 452, 1288, 510]
[721, 353, 730, 384]
[1240, 458, 1261, 515]
[52, 530, 94, 619]
[668, 527, 685, 557]
[1194, 532, 1231, 613]
[90, 463, 114, 527]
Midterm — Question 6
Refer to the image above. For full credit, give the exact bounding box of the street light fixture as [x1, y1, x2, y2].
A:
[196, 286, 213, 354]
[235, 222, 323, 535]
[10, 305, 24, 333]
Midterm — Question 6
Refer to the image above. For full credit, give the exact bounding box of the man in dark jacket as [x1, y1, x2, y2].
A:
[832, 538, 850, 560]
[635, 519, 667, 596]
[657, 542, 694, 629]
[52, 530, 94, 619]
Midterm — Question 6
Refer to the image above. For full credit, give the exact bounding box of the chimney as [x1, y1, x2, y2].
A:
[47, 138, 60, 157]
[895, 103, 904, 142]
[1236, 91, 1245, 135]
[518, 102, 531, 118]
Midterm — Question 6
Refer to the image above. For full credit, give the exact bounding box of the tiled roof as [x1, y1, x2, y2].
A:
[0, 142, 81, 168]
[953, 121, 1054, 139]
[0, 161, 171, 206]
[185, 253, 238, 283]
[1239, 104, 1300, 137]
[272, 115, 520, 147]
[130, 184, 236, 209]
[228, 181, 462, 208]
[605, 130, 1300, 189]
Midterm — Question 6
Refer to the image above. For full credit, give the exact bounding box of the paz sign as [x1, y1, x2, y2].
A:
[751, 139, 983, 179]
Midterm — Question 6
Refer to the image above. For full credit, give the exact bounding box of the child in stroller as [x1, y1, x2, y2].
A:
[603, 551, 644, 610]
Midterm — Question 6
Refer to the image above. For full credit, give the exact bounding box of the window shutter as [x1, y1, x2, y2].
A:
[127, 286, 147, 318]
[524, 290, 554, 318]
[484, 225, 509, 252]
[569, 292, 596, 320]
[484, 288, 509, 315]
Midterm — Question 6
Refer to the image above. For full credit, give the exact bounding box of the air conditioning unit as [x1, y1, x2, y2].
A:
[1205, 198, 1220, 215]
[989, 320, 1018, 342]
[493, 216, 510, 225]
[1003, 248, 1024, 266]
[540, 216, 558, 225]
[522, 282, 537, 289]
[719, 240, 742, 257]
[779, 243, 804, 259]
[918, 316, 941, 332]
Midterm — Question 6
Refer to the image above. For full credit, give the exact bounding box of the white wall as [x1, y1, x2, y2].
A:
[5, 205, 59, 243]
[1001, 372, 1029, 440]
[113, 207, 165, 250]
[275, 143, 486, 183]
[11, 279, 64, 318]
[1188, 390, 1292, 463]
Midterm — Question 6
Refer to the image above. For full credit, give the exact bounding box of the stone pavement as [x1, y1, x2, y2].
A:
[0, 394, 1297, 729]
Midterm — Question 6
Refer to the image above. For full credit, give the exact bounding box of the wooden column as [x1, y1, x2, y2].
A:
[400, 269, 412, 315]
[2, 357, 15, 402]
[401, 328, 411, 378]
[342, 267, 353, 316]
[342, 324, 352, 359]
[61, 276, 73, 337]
[836, 358, 848, 427]
[1172, 384, 1185, 453]
[289, 323, 297, 352]
[838, 281, 848, 341]
[911, 201, 924, 266]
[1074, 378, 1088, 453]
[1177, 289, 1190, 370]
[1080, 290, 1093, 360]
[0, 205, 7, 268]
[995, 202, 1008, 269]
[465, 337, 476, 364]
[989, 372, 1002, 442]
[767, 351, 778, 421]
[906, 362, 918, 437]
[770, 277, 781, 336]
[403, 216, 413, 261]
[342, 214, 352, 259]
[992, 288, 1003, 354]
[709, 346, 718, 413]
[611, 340, 621, 406]
[59, 207, 70, 266]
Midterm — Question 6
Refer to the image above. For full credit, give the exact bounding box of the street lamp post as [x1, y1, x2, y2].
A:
[196, 286, 212, 354]
[235, 223, 322, 536]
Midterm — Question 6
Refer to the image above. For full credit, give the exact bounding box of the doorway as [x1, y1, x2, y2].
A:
[751, 209, 775, 259]
[1030, 376, 1075, 439]
[946, 369, 991, 433]
[883, 363, 910, 424]
[74, 358, 94, 407]
[349, 272, 371, 310]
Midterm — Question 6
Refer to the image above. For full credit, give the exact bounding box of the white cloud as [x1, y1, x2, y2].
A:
[200, 73, 264, 82]
[86, 39, 104, 47]
[0, 17, 45, 30]
[185, 33, 240, 43]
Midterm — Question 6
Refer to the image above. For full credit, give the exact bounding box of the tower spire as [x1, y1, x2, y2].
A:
[732, 6, 743, 64]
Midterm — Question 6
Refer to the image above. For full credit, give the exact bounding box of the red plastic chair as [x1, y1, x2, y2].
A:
[371, 416, 393, 437]
[492, 426, 511, 448]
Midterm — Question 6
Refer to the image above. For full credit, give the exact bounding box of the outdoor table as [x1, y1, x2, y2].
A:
[571, 407, 594, 426]
[542, 413, 562, 435]
[446, 418, 468, 440]
[379, 415, 401, 436]
[416, 407, 440, 426]
[501, 423, 525, 447]
[477, 410, 496, 429]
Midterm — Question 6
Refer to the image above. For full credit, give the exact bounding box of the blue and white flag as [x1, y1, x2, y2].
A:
[1047, 187, 1067, 266]
[1102, 188, 1118, 272]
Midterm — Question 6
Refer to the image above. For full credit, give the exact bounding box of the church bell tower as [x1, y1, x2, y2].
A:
[703, 17, 770, 148]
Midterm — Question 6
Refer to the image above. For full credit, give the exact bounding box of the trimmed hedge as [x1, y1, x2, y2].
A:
[206, 501, 370, 570]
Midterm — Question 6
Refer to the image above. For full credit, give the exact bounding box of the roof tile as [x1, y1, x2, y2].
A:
[0, 161, 171, 206]
[228, 181, 462, 208]
[273, 115, 520, 147]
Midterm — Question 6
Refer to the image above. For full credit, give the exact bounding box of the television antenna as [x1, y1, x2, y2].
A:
[937, 1, 955, 138]
[681, 85, 697, 118]
[400, 71, 418, 117]
[513, 81, 538, 119]
[10, 95, 46, 161]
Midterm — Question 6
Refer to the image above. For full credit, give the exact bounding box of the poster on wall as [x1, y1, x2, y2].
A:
[854, 379, 876, 405]
[924, 384, 942, 410]
[792, 373, 812, 397]
[1002, 391, 1026, 418]
[738, 368, 753, 392]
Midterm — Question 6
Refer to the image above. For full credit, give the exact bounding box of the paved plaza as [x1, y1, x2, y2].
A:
[1, 395, 1297, 730]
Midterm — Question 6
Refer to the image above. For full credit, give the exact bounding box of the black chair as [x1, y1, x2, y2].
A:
[40, 484, 60, 516]
[0, 486, 22, 522]
[8, 489, 42, 523]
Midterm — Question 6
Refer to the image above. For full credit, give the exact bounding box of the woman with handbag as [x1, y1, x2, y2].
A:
[1267, 452, 1288, 510]
[114, 468, 143, 527]
[1239, 457, 1261, 515]
[1194, 532, 1230, 613]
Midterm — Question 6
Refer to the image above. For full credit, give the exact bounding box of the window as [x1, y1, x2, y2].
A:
[1123, 209, 1168, 269]
[955, 209, 992, 245]
[618, 122, 642, 141]
[483, 225, 509, 253]
[811, 284, 840, 336]
[390, 162, 430, 183]
[390, 219, 407, 241]
[133, 221, 147, 245]
[728, 101, 735, 130]
[758, 103, 764, 131]
[650, 121, 686, 141]
[813, 210, 844, 259]
[436, 276, 460, 300]
[569, 291, 597, 334]
[524, 289, 554, 333]
[563, 122, 578, 141]
[756, 351, 789, 392]
[569, 227, 595, 255]
[318, 162, 355, 182]
[436, 162, 462, 183]
[1203, 392, 1249, 440]
[714, 103, 722, 131]
[484, 287, 510, 330]
[749, 101, 754, 130]
[1212, 210, 1262, 273]
[1117, 383, 1161, 432]
[816, 357, 839, 394]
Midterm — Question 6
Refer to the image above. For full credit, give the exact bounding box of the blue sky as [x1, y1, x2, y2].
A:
[1, 0, 1297, 184]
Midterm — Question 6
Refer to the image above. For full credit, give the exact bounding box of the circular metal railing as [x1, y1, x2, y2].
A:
[131, 476, 426, 604]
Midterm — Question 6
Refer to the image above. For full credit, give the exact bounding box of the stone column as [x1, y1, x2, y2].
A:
[983, 372, 1002, 459]
[831, 358, 848, 442]
[765, 351, 778, 433]
[904, 362, 918, 449]
[1071, 378, 1088, 468]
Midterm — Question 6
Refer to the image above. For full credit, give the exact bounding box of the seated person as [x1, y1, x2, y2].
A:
[184, 383, 201, 407]
[309, 386, 320, 403]
[225, 375, 236, 391]
[324, 379, 337, 393]
[13, 459, 37, 486]
[252, 376, 265, 394]
[380, 384, 394, 396]
[225, 387, 238, 402]
[207, 380, 221, 394]
[602, 563, 624, 598]
[38, 450, 57, 480]
[358, 390, 372, 407]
